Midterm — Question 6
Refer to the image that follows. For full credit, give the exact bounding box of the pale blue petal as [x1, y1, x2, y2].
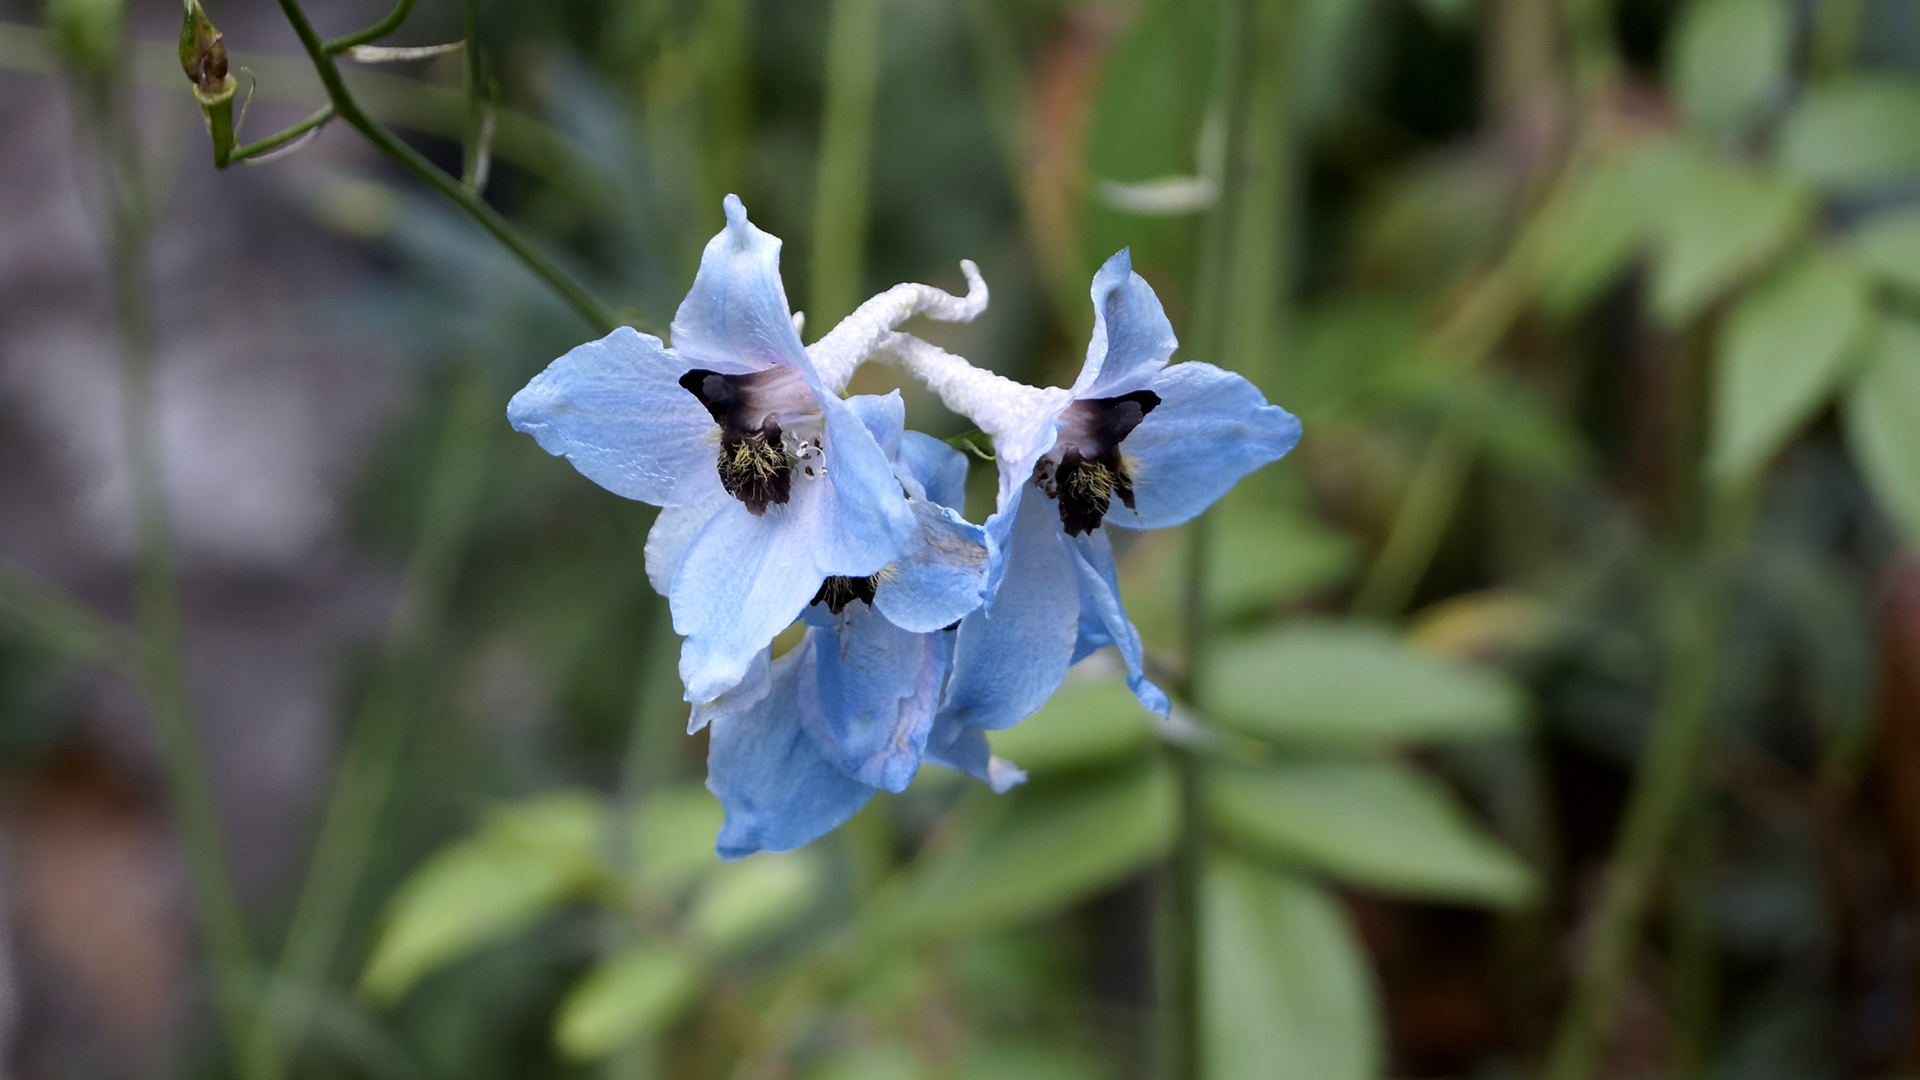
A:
[1071, 599, 1112, 665]
[687, 646, 770, 734]
[1072, 250, 1179, 400]
[506, 327, 724, 507]
[873, 501, 991, 632]
[842, 392, 906, 461]
[937, 484, 1079, 731]
[645, 494, 729, 597]
[808, 391, 917, 577]
[1066, 529, 1170, 716]
[670, 196, 817, 379]
[1103, 362, 1302, 531]
[799, 606, 943, 792]
[925, 714, 1027, 793]
[707, 636, 876, 860]
[672, 494, 825, 703]
[895, 431, 970, 510]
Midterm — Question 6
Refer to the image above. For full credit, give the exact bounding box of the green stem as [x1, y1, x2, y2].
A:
[459, 0, 485, 189]
[1541, 493, 1753, 1080]
[84, 70, 275, 1080]
[1349, 417, 1473, 618]
[0, 559, 137, 672]
[254, 369, 495, 1065]
[322, 0, 421, 57]
[231, 103, 334, 163]
[273, 0, 621, 334]
[809, 0, 884, 333]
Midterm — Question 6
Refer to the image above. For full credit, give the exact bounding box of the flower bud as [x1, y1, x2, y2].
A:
[178, 1, 237, 167]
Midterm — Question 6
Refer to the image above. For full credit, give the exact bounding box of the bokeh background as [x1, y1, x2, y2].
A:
[2, 0, 1920, 1077]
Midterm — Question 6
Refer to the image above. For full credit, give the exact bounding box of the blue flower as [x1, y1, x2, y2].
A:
[883, 250, 1302, 734]
[507, 196, 937, 704]
[690, 394, 1019, 859]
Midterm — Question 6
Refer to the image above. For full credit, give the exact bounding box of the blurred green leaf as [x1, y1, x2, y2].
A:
[688, 850, 822, 951]
[895, 763, 1176, 935]
[1846, 205, 1920, 295]
[1522, 147, 1661, 318]
[807, 1042, 928, 1080]
[1844, 316, 1920, 544]
[1667, 0, 1788, 132]
[1644, 143, 1811, 324]
[1778, 78, 1920, 193]
[956, 1042, 1114, 1080]
[553, 942, 702, 1060]
[1207, 622, 1526, 747]
[987, 676, 1155, 773]
[630, 783, 723, 895]
[362, 792, 607, 1002]
[1208, 758, 1536, 906]
[1204, 857, 1380, 1080]
[1710, 250, 1870, 488]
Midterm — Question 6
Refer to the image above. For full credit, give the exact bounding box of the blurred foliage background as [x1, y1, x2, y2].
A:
[2, 0, 1920, 1076]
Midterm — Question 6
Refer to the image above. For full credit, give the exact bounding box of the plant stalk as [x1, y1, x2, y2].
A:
[809, 0, 884, 334]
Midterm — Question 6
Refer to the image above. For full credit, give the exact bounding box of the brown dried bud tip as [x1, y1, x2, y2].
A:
[178, 1, 227, 93]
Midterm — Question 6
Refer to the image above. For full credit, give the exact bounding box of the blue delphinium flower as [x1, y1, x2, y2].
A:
[674, 393, 1020, 859]
[880, 249, 1302, 736]
[507, 196, 980, 705]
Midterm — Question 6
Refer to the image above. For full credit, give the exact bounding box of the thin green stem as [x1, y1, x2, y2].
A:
[82, 69, 275, 1080]
[0, 559, 137, 672]
[322, 0, 421, 57]
[254, 369, 496, 1066]
[232, 103, 334, 162]
[459, 0, 486, 189]
[809, 0, 884, 333]
[272, 0, 621, 334]
[1349, 418, 1473, 618]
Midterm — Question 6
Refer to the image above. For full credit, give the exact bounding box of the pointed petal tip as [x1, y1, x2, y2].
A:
[987, 757, 1027, 793]
[723, 193, 746, 223]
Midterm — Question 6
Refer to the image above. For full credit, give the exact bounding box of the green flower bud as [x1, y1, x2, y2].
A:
[178, 1, 237, 167]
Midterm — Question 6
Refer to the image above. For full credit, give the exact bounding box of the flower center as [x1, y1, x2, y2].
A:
[810, 574, 879, 614]
[1031, 390, 1160, 536]
[680, 366, 821, 515]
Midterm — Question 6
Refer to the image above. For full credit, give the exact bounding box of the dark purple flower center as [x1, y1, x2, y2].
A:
[680, 366, 817, 516]
[1031, 390, 1160, 536]
[810, 574, 879, 614]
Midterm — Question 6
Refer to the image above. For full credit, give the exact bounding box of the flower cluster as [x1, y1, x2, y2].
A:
[508, 197, 1300, 858]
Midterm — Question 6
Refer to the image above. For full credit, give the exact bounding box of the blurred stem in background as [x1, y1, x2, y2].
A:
[253, 369, 495, 1069]
[52, 1, 275, 1074]
[810, 0, 884, 333]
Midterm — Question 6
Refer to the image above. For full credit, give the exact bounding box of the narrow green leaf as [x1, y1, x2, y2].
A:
[688, 850, 823, 951]
[630, 784, 723, 896]
[1667, 0, 1788, 132]
[1207, 622, 1525, 748]
[1643, 143, 1811, 325]
[894, 763, 1176, 935]
[1208, 758, 1537, 907]
[1522, 148, 1660, 318]
[1778, 78, 1920, 193]
[554, 943, 702, 1060]
[987, 676, 1155, 774]
[1709, 250, 1870, 488]
[1204, 857, 1380, 1080]
[1846, 204, 1920, 295]
[1844, 317, 1920, 544]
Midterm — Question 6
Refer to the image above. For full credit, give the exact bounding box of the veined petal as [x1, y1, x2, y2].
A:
[687, 645, 771, 734]
[799, 607, 943, 792]
[809, 391, 917, 578]
[873, 501, 991, 632]
[1102, 362, 1302, 531]
[895, 430, 970, 510]
[707, 636, 876, 860]
[1066, 529, 1170, 716]
[646, 493, 730, 597]
[672, 494, 827, 703]
[1072, 250, 1179, 400]
[937, 484, 1079, 731]
[841, 391, 906, 461]
[506, 327, 724, 507]
[671, 195, 820, 381]
[925, 712, 1027, 793]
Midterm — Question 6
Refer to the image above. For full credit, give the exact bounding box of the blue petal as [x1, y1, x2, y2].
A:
[925, 712, 1028, 793]
[1103, 362, 1302, 531]
[506, 327, 724, 507]
[895, 431, 970, 510]
[670, 196, 817, 379]
[1072, 250, 1180, 400]
[799, 606, 943, 792]
[937, 484, 1080, 731]
[645, 494, 729, 597]
[808, 391, 917, 578]
[1065, 529, 1170, 716]
[707, 636, 876, 860]
[842, 392, 906, 461]
[672, 497, 826, 703]
[873, 501, 991, 632]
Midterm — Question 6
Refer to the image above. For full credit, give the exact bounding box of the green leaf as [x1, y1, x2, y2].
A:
[956, 1043, 1115, 1080]
[894, 763, 1176, 935]
[1522, 148, 1661, 318]
[1778, 78, 1920, 193]
[553, 943, 702, 1060]
[1844, 317, 1920, 544]
[1643, 143, 1811, 325]
[807, 1043, 928, 1080]
[1207, 622, 1525, 748]
[1204, 857, 1380, 1080]
[1846, 205, 1920, 295]
[630, 784, 723, 895]
[1709, 250, 1870, 488]
[1667, 0, 1789, 132]
[987, 676, 1155, 774]
[361, 792, 607, 1001]
[1207, 758, 1536, 906]
[688, 850, 823, 951]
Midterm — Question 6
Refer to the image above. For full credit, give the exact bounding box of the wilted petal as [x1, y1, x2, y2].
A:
[1066, 529, 1170, 716]
[506, 327, 724, 507]
[1102, 362, 1302, 531]
[1072, 250, 1179, 400]
[799, 606, 943, 792]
